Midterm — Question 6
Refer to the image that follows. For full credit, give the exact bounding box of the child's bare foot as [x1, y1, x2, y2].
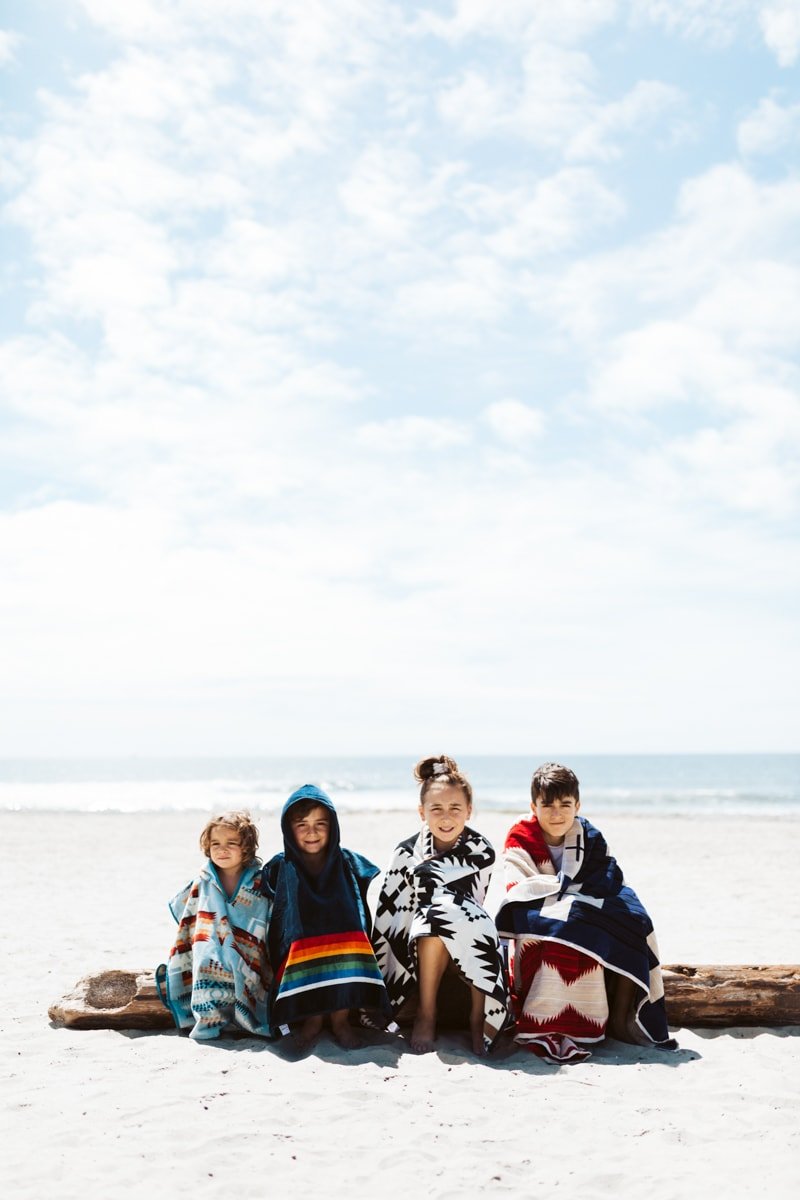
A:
[410, 1013, 436, 1053]
[330, 1010, 360, 1050]
[295, 1014, 323, 1049]
[470, 1022, 487, 1056]
[607, 1014, 651, 1046]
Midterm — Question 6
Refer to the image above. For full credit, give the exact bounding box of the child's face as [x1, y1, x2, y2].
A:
[291, 805, 331, 859]
[419, 783, 472, 852]
[208, 824, 246, 874]
[532, 794, 580, 845]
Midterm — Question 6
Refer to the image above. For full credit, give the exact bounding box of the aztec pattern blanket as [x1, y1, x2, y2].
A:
[495, 814, 671, 1061]
[372, 824, 510, 1050]
[156, 860, 272, 1040]
[262, 786, 389, 1029]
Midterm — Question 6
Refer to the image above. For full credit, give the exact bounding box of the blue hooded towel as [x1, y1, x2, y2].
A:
[261, 785, 390, 1029]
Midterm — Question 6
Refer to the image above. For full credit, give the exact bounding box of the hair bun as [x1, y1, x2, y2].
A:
[414, 754, 460, 783]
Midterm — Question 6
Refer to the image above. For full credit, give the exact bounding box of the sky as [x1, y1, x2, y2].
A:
[1, 0, 799, 757]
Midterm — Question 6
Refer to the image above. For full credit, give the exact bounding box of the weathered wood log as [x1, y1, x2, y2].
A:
[49, 969, 173, 1031]
[49, 964, 800, 1031]
[661, 964, 800, 1027]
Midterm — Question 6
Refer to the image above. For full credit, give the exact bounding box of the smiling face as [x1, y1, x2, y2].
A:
[419, 782, 472, 853]
[532, 794, 580, 846]
[207, 824, 246, 875]
[290, 804, 331, 860]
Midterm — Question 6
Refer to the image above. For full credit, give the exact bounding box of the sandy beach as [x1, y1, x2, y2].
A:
[3, 808, 799, 1199]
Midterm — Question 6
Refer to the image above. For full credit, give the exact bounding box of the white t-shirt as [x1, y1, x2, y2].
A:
[548, 841, 564, 871]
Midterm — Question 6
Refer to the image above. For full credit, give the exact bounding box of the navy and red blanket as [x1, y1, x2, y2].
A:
[495, 814, 672, 1050]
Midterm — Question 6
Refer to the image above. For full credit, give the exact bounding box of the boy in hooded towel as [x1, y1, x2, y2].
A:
[495, 762, 677, 1064]
[261, 784, 389, 1048]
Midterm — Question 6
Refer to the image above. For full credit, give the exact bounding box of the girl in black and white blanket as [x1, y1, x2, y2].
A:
[372, 755, 510, 1054]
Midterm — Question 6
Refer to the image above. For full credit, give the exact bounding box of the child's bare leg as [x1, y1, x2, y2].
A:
[295, 1014, 324, 1048]
[411, 936, 449, 1052]
[607, 976, 650, 1045]
[469, 986, 486, 1056]
[330, 1008, 360, 1050]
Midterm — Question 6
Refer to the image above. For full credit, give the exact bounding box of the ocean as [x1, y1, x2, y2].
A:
[0, 754, 798, 816]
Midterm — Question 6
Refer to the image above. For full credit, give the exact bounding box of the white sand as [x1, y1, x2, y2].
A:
[3, 808, 799, 1199]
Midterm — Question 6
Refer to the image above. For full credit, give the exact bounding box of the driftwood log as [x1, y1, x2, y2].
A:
[49, 965, 800, 1031]
[661, 964, 800, 1027]
[49, 969, 172, 1031]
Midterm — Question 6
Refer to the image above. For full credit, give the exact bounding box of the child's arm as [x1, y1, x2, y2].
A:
[342, 849, 381, 932]
[258, 853, 282, 901]
[502, 823, 561, 902]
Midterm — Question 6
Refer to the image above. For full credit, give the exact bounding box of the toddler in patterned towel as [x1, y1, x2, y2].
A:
[372, 755, 509, 1055]
[156, 810, 272, 1040]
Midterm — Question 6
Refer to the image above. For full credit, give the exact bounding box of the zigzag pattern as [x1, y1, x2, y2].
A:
[513, 938, 607, 1043]
[534, 940, 604, 986]
[372, 824, 510, 1047]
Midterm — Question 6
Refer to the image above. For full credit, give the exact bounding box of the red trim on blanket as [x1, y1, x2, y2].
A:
[510, 938, 608, 1041]
[515, 1005, 606, 1040]
[504, 817, 553, 867]
[520, 1035, 594, 1062]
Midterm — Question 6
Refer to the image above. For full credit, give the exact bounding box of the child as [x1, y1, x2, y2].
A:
[495, 762, 676, 1063]
[156, 810, 272, 1041]
[261, 784, 389, 1049]
[372, 755, 509, 1055]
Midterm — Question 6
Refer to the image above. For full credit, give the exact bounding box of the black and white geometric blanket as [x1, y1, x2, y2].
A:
[372, 824, 510, 1048]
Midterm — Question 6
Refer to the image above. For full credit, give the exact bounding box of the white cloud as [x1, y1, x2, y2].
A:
[356, 416, 471, 451]
[509, 158, 800, 528]
[392, 255, 509, 329]
[438, 44, 685, 163]
[670, 413, 799, 516]
[476, 168, 625, 259]
[0, 29, 21, 63]
[1, 0, 799, 753]
[75, 0, 178, 41]
[437, 42, 595, 149]
[565, 80, 685, 161]
[633, 0, 800, 64]
[418, 0, 619, 45]
[540, 165, 800, 339]
[339, 146, 464, 241]
[482, 400, 545, 443]
[738, 94, 800, 155]
[630, 1, 751, 45]
[759, 1, 800, 65]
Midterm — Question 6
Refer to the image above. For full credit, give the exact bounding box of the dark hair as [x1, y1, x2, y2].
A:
[415, 754, 473, 807]
[287, 798, 331, 823]
[531, 762, 580, 805]
[199, 810, 259, 864]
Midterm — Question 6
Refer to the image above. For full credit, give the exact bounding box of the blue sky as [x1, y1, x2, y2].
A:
[1, 1, 799, 755]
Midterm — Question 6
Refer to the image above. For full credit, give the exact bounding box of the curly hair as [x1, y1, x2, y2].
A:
[414, 754, 473, 807]
[199, 810, 260, 864]
[531, 762, 580, 805]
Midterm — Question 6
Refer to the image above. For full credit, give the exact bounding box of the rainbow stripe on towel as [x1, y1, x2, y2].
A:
[275, 930, 384, 999]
